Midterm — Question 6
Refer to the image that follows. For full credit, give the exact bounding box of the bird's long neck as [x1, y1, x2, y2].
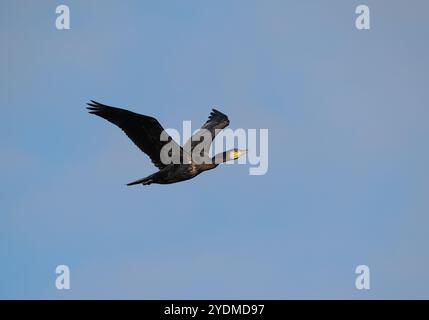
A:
[211, 151, 229, 165]
[192, 152, 229, 172]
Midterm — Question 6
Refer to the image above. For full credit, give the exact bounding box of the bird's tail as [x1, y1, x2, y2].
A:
[126, 175, 154, 186]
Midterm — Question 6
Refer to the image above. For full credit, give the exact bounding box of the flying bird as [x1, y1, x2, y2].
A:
[86, 100, 247, 185]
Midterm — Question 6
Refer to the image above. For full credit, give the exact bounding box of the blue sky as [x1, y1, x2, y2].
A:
[1, 0, 429, 299]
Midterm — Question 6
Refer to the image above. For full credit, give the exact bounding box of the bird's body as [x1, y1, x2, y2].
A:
[127, 163, 217, 185]
[86, 100, 246, 186]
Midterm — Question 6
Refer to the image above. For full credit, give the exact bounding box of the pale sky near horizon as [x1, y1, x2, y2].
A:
[1, 0, 429, 299]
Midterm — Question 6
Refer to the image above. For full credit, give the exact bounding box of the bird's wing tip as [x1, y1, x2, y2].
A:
[86, 100, 105, 112]
[86, 105, 99, 113]
[86, 100, 102, 107]
[210, 108, 228, 120]
[211, 108, 227, 115]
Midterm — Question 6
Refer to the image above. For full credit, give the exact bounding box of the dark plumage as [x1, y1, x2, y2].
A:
[86, 100, 246, 186]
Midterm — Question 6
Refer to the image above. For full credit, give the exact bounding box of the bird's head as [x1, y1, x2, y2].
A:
[229, 148, 247, 161]
[212, 149, 247, 164]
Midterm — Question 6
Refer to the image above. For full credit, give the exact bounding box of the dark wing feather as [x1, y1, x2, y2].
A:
[87, 100, 183, 169]
[185, 109, 230, 153]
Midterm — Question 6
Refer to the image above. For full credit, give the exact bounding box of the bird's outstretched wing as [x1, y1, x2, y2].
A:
[87, 100, 185, 169]
[184, 109, 230, 154]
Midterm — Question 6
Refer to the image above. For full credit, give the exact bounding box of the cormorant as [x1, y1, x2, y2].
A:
[87, 100, 247, 185]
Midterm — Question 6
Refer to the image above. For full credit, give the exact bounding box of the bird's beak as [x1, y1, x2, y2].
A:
[238, 149, 248, 158]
